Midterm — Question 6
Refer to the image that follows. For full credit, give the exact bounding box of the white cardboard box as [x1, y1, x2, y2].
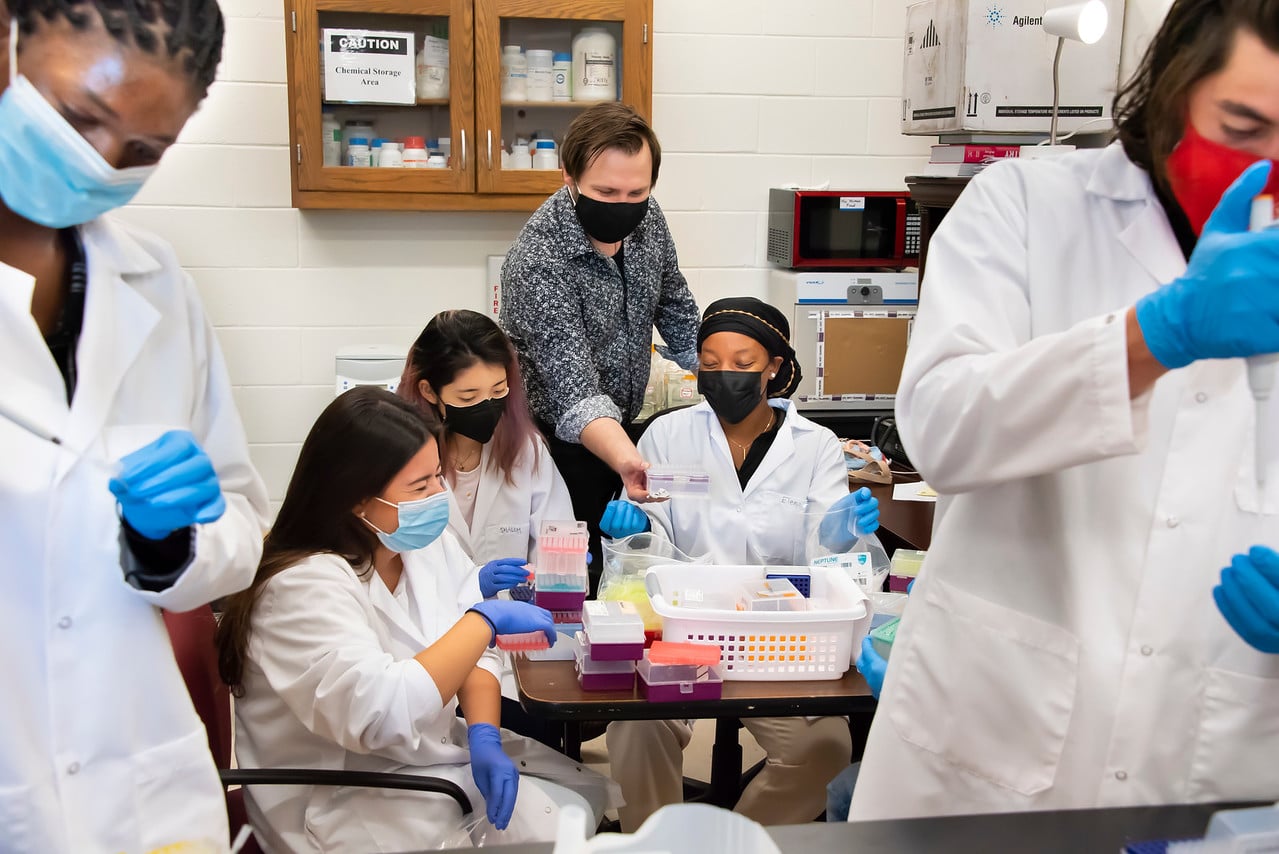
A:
[901, 0, 1124, 136]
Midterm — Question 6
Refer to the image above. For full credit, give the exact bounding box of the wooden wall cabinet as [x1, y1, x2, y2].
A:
[283, 0, 653, 211]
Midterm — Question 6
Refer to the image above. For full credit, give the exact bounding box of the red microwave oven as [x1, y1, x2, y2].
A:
[767, 189, 920, 269]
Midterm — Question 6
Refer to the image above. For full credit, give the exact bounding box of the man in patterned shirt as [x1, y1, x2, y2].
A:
[501, 103, 700, 580]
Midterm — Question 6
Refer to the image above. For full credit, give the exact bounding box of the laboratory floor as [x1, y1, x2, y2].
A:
[581, 721, 768, 820]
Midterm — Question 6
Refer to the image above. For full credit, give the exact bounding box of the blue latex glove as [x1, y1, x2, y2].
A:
[855, 636, 888, 700]
[107, 430, 226, 540]
[467, 723, 519, 830]
[1214, 546, 1279, 653]
[467, 599, 556, 647]
[818, 487, 880, 552]
[600, 500, 650, 539]
[479, 557, 531, 599]
[1136, 161, 1279, 369]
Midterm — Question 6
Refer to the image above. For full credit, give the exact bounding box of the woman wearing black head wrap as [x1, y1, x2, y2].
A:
[597, 296, 877, 831]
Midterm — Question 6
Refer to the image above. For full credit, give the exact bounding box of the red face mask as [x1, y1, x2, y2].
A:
[1165, 123, 1279, 234]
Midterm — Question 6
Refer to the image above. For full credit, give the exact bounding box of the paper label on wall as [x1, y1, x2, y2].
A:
[323, 28, 416, 105]
[839, 196, 866, 210]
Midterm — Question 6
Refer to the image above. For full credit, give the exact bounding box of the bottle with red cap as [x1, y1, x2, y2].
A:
[403, 136, 429, 168]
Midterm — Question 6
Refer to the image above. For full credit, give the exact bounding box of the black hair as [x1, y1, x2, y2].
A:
[1113, 0, 1279, 192]
[216, 387, 441, 695]
[10, 0, 224, 94]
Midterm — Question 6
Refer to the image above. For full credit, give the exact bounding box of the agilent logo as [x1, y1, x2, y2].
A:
[921, 19, 941, 48]
[985, 4, 1005, 25]
[1011, 14, 1043, 26]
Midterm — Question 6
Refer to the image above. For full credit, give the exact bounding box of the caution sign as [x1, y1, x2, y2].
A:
[323, 28, 416, 105]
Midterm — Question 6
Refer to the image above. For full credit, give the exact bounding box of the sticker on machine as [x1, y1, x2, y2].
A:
[839, 197, 866, 210]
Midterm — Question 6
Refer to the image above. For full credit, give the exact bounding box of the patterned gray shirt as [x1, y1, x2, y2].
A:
[500, 187, 700, 442]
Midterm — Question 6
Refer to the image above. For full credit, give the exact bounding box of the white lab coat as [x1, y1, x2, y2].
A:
[0, 216, 269, 852]
[445, 436, 574, 564]
[851, 143, 1279, 820]
[234, 532, 614, 854]
[636, 400, 848, 565]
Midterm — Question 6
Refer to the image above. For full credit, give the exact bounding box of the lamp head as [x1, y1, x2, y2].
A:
[1043, 0, 1108, 45]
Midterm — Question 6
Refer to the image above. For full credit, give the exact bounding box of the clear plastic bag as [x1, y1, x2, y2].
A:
[598, 533, 709, 632]
[552, 803, 782, 854]
[804, 509, 891, 594]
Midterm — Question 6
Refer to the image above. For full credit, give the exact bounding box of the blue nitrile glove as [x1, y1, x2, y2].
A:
[479, 557, 531, 599]
[818, 487, 880, 552]
[467, 723, 519, 830]
[856, 636, 888, 700]
[600, 499, 650, 539]
[1214, 545, 1279, 653]
[467, 599, 556, 647]
[107, 430, 226, 540]
[1136, 161, 1279, 369]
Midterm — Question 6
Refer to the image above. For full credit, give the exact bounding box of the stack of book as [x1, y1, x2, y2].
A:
[920, 142, 1027, 177]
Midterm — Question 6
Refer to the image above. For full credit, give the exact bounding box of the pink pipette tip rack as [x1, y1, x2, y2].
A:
[495, 632, 551, 655]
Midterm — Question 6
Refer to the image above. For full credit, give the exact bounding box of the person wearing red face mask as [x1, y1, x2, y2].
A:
[849, 0, 1279, 822]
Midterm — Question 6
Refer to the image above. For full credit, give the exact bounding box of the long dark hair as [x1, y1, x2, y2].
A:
[216, 387, 440, 695]
[398, 309, 542, 486]
[1114, 0, 1279, 193]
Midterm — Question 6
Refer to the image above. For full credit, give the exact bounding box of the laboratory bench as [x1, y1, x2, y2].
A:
[422, 800, 1262, 853]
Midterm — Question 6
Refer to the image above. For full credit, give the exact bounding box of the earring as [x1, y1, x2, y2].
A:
[770, 373, 776, 378]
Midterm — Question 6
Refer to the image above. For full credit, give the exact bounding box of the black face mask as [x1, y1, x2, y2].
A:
[698, 370, 765, 425]
[573, 186, 649, 244]
[443, 396, 508, 444]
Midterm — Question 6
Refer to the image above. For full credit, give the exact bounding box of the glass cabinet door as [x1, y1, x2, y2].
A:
[474, 0, 652, 196]
[291, 0, 474, 195]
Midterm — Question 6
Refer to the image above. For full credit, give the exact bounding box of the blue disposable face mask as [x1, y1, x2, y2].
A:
[362, 490, 450, 553]
[0, 20, 156, 228]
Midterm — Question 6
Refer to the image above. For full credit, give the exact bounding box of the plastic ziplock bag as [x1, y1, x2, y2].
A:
[552, 803, 781, 854]
[434, 779, 565, 848]
[598, 533, 709, 631]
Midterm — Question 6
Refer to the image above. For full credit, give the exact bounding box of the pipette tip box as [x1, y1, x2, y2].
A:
[581, 600, 645, 659]
[636, 657, 723, 702]
[536, 589, 588, 611]
[870, 617, 900, 660]
[575, 633, 637, 691]
[766, 572, 812, 598]
[495, 631, 550, 654]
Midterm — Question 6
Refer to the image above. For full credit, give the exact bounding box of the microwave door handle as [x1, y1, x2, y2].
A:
[893, 197, 907, 260]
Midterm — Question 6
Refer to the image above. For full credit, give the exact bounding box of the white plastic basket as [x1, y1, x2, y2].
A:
[644, 565, 872, 681]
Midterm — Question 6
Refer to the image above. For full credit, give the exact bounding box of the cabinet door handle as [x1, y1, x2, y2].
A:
[460, 129, 467, 172]
[487, 129, 493, 170]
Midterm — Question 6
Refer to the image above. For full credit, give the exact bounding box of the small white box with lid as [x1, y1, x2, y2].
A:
[901, 0, 1124, 136]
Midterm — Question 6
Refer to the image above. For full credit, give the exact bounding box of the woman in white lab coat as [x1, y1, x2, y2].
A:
[599, 297, 879, 830]
[216, 388, 614, 853]
[851, 0, 1279, 821]
[0, 4, 269, 852]
[399, 309, 575, 743]
[400, 309, 574, 569]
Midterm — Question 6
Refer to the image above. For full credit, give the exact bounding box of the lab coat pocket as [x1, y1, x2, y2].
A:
[0, 783, 49, 852]
[1187, 668, 1279, 801]
[888, 578, 1079, 797]
[486, 523, 530, 562]
[131, 728, 227, 851]
[744, 491, 808, 565]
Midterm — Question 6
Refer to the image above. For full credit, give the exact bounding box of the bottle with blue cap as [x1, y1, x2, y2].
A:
[553, 52, 572, 101]
[346, 137, 371, 167]
[532, 139, 558, 170]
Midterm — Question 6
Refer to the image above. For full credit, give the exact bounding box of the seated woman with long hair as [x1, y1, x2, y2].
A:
[215, 387, 614, 853]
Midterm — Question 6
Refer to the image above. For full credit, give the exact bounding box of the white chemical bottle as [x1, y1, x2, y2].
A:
[532, 139, 558, 170]
[525, 49, 554, 102]
[572, 27, 616, 101]
[501, 45, 528, 102]
[416, 34, 449, 99]
[321, 108, 340, 167]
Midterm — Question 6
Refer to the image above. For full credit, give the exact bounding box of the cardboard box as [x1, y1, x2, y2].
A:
[901, 0, 1124, 136]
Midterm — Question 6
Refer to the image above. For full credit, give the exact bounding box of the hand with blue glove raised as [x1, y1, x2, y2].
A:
[479, 557, 531, 599]
[107, 430, 226, 540]
[856, 636, 888, 700]
[600, 499, 650, 539]
[1214, 545, 1279, 653]
[1136, 160, 1279, 369]
[467, 599, 556, 647]
[467, 723, 519, 830]
[818, 487, 880, 553]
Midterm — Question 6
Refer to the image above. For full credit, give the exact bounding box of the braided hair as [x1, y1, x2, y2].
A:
[9, 0, 224, 94]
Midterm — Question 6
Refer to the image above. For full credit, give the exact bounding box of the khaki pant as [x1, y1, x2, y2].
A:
[605, 716, 851, 831]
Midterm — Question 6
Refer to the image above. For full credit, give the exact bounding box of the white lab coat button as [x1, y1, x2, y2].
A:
[1166, 516, 1180, 528]
[1115, 770, 1128, 781]
[1105, 313, 1116, 325]
[441, 737, 448, 744]
[58, 616, 72, 629]
[1141, 645, 1153, 656]
[735, 506, 743, 513]
[67, 762, 80, 775]
[1195, 392, 1208, 403]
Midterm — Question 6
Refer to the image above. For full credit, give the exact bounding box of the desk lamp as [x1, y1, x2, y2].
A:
[1043, 0, 1109, 147]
